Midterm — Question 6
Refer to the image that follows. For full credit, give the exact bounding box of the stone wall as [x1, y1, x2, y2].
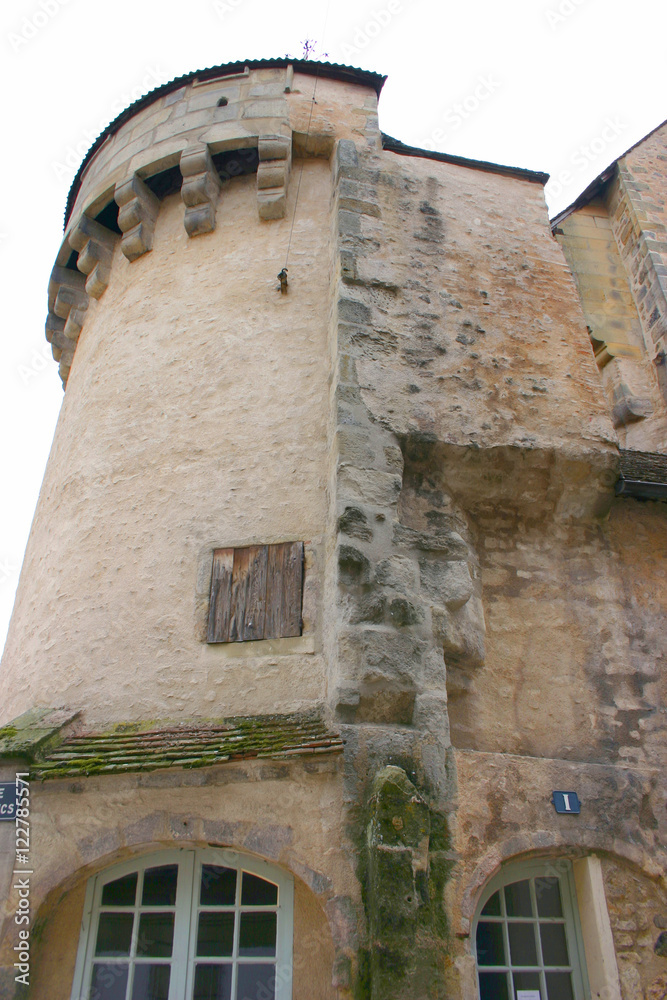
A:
[1, 61, 666, 1000]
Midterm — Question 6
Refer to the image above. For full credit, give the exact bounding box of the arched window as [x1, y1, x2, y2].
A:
[473, 859, 589, 1000]
[70, 848, 294, 1000]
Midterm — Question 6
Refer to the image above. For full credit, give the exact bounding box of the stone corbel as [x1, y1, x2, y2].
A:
[611, 387, 654, 428]
[45, 313, 68, 360]
[180, 144, 222, 237]
[68, 214, 119, 299]
[257, 135, 291, 220]
[48, 266, 89, 345]
[115, 174, 160, 261]
[45, 312, 75, 384]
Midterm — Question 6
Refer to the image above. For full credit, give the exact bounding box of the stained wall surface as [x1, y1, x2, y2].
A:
[1, 165, 333, 726]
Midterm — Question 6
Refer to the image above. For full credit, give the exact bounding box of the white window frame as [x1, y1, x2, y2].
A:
[472, 858, 590, 1000]
[70, 848, 294, 1000]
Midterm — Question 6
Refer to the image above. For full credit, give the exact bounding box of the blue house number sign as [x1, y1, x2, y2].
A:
[0, 782, 17, 820]
[552, 791, 581, 815]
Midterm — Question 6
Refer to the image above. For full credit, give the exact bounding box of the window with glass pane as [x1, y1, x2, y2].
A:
[474, 862, 589, 1000]
[71, 850, 293, 1000]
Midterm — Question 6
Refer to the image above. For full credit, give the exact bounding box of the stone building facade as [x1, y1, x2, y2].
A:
[0, 58, 665, 1000]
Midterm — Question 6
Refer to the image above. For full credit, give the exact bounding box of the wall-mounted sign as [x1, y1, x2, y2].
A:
[552, 790, 580, 815]
[517, 992, 541, 1000]
[0, 783, 17, 820]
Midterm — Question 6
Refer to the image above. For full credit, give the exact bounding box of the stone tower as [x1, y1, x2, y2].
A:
[0, 59, 666, 1000]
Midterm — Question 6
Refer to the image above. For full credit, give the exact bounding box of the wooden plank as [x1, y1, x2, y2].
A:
[229, 547, 250, 641]
[265, 541, 303, 639]
[281, 541, 304, 637]
[264, 543, 286, 640]
[241, 545, 268, 641]
[207, 548, 234, 642]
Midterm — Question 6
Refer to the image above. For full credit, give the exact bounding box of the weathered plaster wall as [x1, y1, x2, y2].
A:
[1, 163, 333, 726]
[0, 757, 348, 1000]
[450, 500, 667, 767]
[447, 751, 667, 999]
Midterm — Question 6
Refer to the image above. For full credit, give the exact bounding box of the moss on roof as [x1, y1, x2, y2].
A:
[29, 713, 343, 780]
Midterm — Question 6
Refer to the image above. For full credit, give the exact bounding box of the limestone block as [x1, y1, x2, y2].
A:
[115, 174, 160, 261]
[257, 162, 287, 190]
[334, 139, 359, 185]
[258, 137, 291, 162]
[45, 313, 67, 356]
[419, 557, 474, 609]
[243, 100, 286, 119]
[337, 627, 426, 686]
[257, 188, 287, 221]
[393, 523, 469, 558]
[431, 594, 486, 669]
[338, 467, 401, 507]
[257, 134, 291, 221]
[48, 266, 89, 344]
[58, 358, 72, 384]
[337, 505, 373, 542]
[64, 303, 88, 342]
[340, 251, 399, 290]
[375, 556, 420, 593]
[83, 261, 112, 300]
[165, 86, 186, 106]
[68, 213, 119, 299]
[180, 144, 222, 237]
[612, 391, 654, 427]
[335, 427, 375, 468]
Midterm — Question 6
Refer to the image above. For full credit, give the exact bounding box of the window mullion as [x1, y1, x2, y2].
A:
[173, 850, 196, 1000]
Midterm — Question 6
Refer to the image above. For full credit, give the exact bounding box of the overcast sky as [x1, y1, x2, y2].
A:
[0, 0, 665, 655]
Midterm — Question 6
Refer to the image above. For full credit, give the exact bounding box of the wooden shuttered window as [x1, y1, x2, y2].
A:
[207, 542, 304, 643]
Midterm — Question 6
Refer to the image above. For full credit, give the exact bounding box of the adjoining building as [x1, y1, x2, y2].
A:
[0, 58, 665, 1000]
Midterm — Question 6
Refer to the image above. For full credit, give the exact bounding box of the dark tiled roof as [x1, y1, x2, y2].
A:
[65, 58, 386, 225]
[550, 116, 667, 227]
[381, 134, 550, 185]
[29, 714, 343, 781]
[616, 450, 667, 500]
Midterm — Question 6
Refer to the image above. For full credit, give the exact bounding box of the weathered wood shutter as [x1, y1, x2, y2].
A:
[207, 542, 304, 643]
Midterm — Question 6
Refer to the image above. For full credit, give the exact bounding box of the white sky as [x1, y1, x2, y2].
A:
[0, 0, 665, 655]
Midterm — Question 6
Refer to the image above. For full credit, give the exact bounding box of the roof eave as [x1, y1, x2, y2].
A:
[381, 133, 550, 185]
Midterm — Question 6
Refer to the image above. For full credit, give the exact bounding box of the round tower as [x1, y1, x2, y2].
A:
[1, 60, 383, 727]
